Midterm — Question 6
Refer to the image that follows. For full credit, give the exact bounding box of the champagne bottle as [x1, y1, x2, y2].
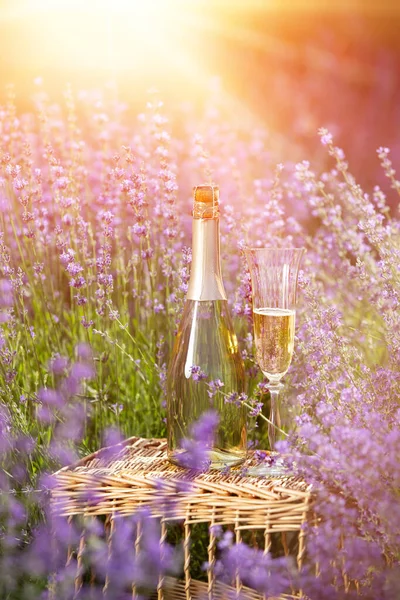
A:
[167, 185, 247, 469]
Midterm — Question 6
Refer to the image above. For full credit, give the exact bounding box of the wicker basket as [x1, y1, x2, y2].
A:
[51, 437, 313, 599]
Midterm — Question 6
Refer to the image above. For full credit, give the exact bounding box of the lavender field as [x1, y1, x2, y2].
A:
[1, 2, 400, 595]
[0, 80, 399, 598]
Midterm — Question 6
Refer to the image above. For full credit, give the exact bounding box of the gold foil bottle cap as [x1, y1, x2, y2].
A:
[193, 185, 219, 219]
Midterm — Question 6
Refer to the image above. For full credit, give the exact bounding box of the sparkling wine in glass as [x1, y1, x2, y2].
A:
[244, 247, 305, 477]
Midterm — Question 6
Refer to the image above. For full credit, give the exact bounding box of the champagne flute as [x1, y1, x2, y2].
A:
[244, 247, 305, 477]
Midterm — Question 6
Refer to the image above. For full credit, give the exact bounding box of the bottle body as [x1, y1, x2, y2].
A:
[166, 185, 247, 469]
[167, 300, 247, 468]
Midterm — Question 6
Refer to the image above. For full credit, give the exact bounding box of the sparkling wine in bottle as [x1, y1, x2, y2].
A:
[167, 185, 247, 469]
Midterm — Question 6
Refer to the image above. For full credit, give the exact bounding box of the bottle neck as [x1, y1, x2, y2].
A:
[186, 217, 227, 301]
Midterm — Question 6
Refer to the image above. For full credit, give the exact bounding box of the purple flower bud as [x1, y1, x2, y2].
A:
[218, 530, 234, 550]
[189, 365, 207, 382]
[154, 300, 164, 314]
[190, 410, 219, 444]
[37, 405, 55, 424]
[70, 276, 86, 288]
[81, 316, 94, 328]
[75, 342, 93, 361]
[70, 362, 95, 380]
[37, 388, 64, 408]
[66, 261, 83, 276]
[0, 279, 13, 307]
[209, 524, 223, 538]
[132, 223, 147, 237]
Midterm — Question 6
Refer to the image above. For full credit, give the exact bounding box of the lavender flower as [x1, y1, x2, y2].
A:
[178, 411, 219, 471]
[189, 365, 207, 382]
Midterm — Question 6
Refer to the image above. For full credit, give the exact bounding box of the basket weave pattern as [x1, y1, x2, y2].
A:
[51, 437, 313, 600]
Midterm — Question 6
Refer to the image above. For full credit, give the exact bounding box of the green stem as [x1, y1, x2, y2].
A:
[241, 400, 288, 438]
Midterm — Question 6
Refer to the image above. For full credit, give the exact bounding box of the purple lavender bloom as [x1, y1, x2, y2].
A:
[70, 275, 86, 288]
[209, 524, 223, 538]
[49, 442, 78, 467]
[76, 342, 93, 361]
[189, 365, 207, 382]
[190, 410, 219, 445]
[0, 279, 13, 307]
[70, 361, 95, 380]
[217, 543, 295, 597]
[66, 261, 83, 276]
[217, 530, 234, 550]
[37, 388, 64, 408]
[62, 374, 82, 397]
[224, 391, 239, 405]
[132, 223, 148, 237]
[49, 355, 69, 375]
[81, 316, 94, 328]
[99, 427, 126, 462]
[37, 405, 56, 424]
[177, 411, 219, 472]
[208, 379, 224, 393]
[249, 402, 263, 418]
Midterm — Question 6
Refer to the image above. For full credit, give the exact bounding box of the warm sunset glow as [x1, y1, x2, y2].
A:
[1, 0, 397, 126]
[1, 0, 332, 93]
[1, 0, 276, 119]
[7, 0, 189, 75]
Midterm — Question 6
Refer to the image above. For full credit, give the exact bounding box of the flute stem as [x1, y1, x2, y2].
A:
[267, 382, 284, 452]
